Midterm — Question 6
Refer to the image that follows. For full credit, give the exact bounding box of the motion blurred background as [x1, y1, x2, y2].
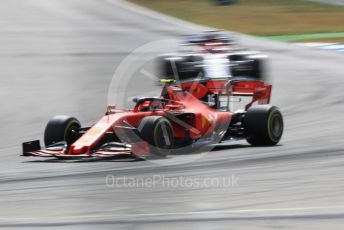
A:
[1, 0, 344, 229]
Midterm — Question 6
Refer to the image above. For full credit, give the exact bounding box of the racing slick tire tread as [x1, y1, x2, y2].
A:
[248, 55, 266, 80]
[44, 115, 81, 147]
[244, 105, 283, 146]
[159, 56, 184, 80]
[159, 55, 202, 81]
[229, 54, 266, 80]
[138, 116, 174, 157]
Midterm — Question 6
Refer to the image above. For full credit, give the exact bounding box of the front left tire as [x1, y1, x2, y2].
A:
[138, 116, 174, 157]
[44, 115, 81, 147]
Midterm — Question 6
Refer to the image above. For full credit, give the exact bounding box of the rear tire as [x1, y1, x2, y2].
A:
[158, 55, 202, 81]
[244, 105, 283, 146]
[159, 56, 184, 79]
[230, 54, 267, 80]
[138, 116, 174, 157]
[44, 115, 81, 147]
[247, 55, 267, 80]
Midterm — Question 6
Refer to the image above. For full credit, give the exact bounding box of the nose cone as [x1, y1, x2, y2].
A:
[68, 114, 127, 155]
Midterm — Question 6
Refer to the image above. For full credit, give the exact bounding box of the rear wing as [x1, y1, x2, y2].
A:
[230, 80, 271, 102]
[221, 80, 272, 111]
[172, 78, 272, 112]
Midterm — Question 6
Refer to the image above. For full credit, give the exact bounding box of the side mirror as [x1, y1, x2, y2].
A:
[132, 97, 139, 103]
[106, 104, 117, 115]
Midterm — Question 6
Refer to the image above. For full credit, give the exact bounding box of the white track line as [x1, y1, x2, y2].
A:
[1, 206, 344, 222]
[296, 43, 344, 52]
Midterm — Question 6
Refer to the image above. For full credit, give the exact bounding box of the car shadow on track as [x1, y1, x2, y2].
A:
[212, 143, 251, 151]
[22, 143, 253, 163]
[22, 156, 140, 163]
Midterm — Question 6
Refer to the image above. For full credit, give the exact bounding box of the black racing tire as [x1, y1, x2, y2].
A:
[44, 115, 81, 147]
[229, 54, 267, 80]
[247, 55, 267, 80]
[138, 116, 174, 157]
[159, 56, 184, 80]
[244, 105, 283, 146]
[158, 55, 202, 81]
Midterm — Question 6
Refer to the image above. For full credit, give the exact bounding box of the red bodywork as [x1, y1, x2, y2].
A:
[24, 79, 272, 159]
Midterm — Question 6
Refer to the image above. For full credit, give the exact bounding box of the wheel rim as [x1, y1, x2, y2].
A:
[269, 112, 283, 142]
[156, 122, 173, 149]
[64, 122, 80, 144]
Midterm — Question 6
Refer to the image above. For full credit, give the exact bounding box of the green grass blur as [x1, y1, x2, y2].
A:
[129, 0, 344, 41]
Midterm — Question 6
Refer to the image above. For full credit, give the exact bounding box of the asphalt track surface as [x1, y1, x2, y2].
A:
[1, 0, 344, 229]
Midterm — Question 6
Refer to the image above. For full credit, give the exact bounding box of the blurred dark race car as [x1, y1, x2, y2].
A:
[183, 31, 237, 47]
[158, 31, 267, 82]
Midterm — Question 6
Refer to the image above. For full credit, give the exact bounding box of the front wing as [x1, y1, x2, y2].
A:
[22, 140, 151, 160]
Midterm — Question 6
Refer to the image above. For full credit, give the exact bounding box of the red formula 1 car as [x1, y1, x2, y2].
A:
[22, 78, 283, 160]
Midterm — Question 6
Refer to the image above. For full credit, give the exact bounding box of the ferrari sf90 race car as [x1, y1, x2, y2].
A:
[22, 78, 283, 160]
[158, 31, 267, 82]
